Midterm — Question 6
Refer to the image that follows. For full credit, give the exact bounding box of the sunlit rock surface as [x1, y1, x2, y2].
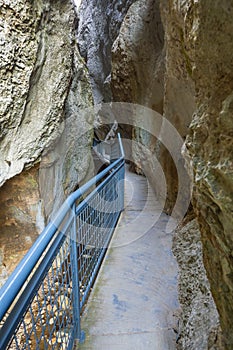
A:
[0, 0, 93, 280]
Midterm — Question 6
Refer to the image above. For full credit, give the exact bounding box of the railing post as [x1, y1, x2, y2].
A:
[120, 161, 125, 212]
[117, 133, 125, 212]
[71, 204, 85, 344]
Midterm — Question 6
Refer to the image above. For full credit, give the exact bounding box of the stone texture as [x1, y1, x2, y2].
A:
[0, 0, 94, 280]
[111, 0, 233, 347]
[182, 1, 233, 348]
[110, 0, 193, 220]
[77, 0, 136, 104]
[0, 1, 232, 349]
[111, 0, 166, 203]
[39, 44, 94, 220]
[0, 0, 72, 185]
[158, 0, 196, 214]
[0, 0, 43, 184]
[173, 219, 223, 349]
[111, 0, 165, 112]
[0, 166, 42, 283]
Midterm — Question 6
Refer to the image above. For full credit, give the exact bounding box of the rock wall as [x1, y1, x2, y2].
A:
[157, 0, 233, 348]
[173, 219, 222, 349]
[110, 0, 194, 217]
[111, 0, 166, 203]
[111, 0, 164, 112]
[110, 0, 233, 347]
[0, 0, 94, 282]
[183, 1, 233, 348]
[1, 1, 232, 348]
[1, 0, 71, 185]
[159, 0, 196, 214]
[77, 0, 136, 104]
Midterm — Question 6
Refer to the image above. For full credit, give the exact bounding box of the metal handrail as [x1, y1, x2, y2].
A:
[0, 157, 123, 320]
[0, 133, 125, 349]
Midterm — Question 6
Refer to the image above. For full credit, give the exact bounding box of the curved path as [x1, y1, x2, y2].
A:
[78, 168, 179, 350]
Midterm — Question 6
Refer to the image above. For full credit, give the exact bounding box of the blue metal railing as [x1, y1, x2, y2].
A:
[0, 134, 125, 349]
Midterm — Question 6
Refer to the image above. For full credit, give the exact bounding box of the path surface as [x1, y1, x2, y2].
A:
[78, 168, 179, 350]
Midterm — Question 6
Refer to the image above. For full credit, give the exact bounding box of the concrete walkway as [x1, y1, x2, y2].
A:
[78, 168, 179, 350]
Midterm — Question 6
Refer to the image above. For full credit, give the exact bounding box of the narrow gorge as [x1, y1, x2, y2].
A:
[0, 0, 232, 349]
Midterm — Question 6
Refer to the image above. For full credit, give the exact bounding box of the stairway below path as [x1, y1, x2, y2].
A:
[77, 167, 179, 350]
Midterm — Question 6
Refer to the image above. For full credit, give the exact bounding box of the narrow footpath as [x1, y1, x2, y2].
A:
[78, 167, 179, 350]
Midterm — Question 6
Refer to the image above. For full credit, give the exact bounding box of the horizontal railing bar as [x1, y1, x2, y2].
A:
[0, 156, 123, 323]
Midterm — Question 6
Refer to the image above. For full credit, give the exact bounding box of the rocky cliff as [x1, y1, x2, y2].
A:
[0, 0, 139, 285]
[110, 0, 233, 348]
[159, 0, 233, 348]
[173, 219, 223, 349]
[110, 0, 195, 217]
[183, 1, 233, 348]
[77, 0, 136, 104]
[111, 0, 164, 112]
[159, 0, 196, 214]
[159, 0, 233, 347]
[0, 0, 233, 348]
[111, 0, 167, 210]
[0, 0, 94, 282]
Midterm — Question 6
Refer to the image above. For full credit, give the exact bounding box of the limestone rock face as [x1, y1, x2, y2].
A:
[158, 0, 196, 213]
[111, 0, 233, 347]
[0, 166, 42, 283]
[0, 0, 94, 279]
[183, 1, 233, 347]
[0, 0, 43, 184]
[0, 0, 91, 187]
[110, 0, 194, 218]
[0, 1, 74, 185]
[159, 0, 233, 347]
[39, 44, 94, 220]
[173, 219, 223, 349]
[111, 0, 165, 113]
[77, 0, 136, 104]
[111, 0, 166, 200]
